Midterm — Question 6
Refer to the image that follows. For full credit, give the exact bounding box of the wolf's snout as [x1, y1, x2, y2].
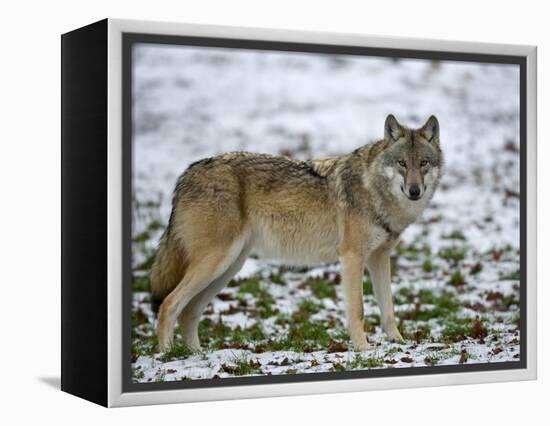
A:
[408, 184, 422, 200]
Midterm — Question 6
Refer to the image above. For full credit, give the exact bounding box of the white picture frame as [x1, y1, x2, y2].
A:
[61, 18, 537, 407]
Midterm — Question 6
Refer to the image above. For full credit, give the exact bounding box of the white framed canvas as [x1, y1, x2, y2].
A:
[61, 18, 537, 407]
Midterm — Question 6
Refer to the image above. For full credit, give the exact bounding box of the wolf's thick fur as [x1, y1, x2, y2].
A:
[151, 115, 443, 352]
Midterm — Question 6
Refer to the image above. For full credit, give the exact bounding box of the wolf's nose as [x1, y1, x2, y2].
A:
[409, 185, 421, 197]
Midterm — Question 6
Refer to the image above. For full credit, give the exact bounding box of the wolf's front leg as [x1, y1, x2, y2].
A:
[366, 247, 404, 343]
[340, 252, 371, 351]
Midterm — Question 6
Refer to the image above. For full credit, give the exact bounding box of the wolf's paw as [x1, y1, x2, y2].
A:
[182, 336, 202, 352]
[158, 334, 174, 352]
[158, 341, 171, 352]
[185, 342, 202, 352]
[353, 340, 373, 352]
[385, 327, 405, 344]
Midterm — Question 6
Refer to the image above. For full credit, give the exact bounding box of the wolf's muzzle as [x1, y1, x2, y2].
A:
[407, 184, 422, 200]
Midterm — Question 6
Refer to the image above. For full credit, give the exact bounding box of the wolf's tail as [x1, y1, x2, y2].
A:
[149, 232, 187, 316]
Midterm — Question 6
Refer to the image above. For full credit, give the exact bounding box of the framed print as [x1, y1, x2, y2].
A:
[61, 18, 537, 407]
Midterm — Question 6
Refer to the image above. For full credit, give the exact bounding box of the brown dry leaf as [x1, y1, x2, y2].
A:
[218, 304, 244, 315]
[472, 317, 488, 340]
[220, 342, 249, 350]
[216, 293, 235, 301]
[364, 323, 376, 333]
[328, 341, 349, 353]
[486, 291, 504, 301]
[279, 357, 291, 366]
[221, 364, 237, 374]
[253, 344, 265, 353]
[249, 360, 261, 369]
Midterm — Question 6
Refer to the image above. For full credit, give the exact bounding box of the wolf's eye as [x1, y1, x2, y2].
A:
[420, 160, 429, 167]
[398, 160, 407, 168]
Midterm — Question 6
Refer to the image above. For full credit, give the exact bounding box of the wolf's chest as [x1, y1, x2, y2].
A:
[388, 196, 430, 232]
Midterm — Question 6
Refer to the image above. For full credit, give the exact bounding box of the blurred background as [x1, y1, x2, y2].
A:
[131, 43, 521, 382]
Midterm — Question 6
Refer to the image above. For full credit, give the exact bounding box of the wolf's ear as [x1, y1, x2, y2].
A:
[384, 114, 404, 142]
[421, 115, 440, 143]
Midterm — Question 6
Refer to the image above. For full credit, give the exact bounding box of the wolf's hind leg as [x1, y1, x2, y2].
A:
[157, 240, 245, 352]
[366, 247, 404, 343]
[177, 248, 249, 350]
[340, 252, 371, 352]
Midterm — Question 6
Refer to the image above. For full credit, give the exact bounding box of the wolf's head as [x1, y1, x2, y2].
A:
[380, 114, 443, 202]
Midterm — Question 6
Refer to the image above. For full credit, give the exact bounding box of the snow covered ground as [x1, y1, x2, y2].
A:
[130, 43, 521, 383]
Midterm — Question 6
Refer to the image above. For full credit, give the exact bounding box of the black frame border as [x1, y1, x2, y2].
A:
[121, 32, 528, 394]
[61, 19, 109, 406]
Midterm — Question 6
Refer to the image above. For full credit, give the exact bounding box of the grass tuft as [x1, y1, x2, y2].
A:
[439, 247, 466, 264]
[305, 277, 337, 300]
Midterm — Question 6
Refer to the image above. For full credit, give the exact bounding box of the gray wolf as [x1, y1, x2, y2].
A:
[150, 114, 443, 352]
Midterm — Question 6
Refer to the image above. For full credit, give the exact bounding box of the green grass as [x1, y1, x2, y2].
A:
[131, 308, 150, 338]
[363, 357, 385, 368]
[133, 275, 150, 292]
[448, 270, 466, 287]
[232, 323, 267, 344]
[159, 341, 194, 362]
[256, 292, 277, 319]
[441, 316, 472, 342]
[199, 318, 233, 348]
[346, 354, 385, 369]
[499, 269, 520, 281]
[364, 314, 381, 327]
[397, 243, 431, 261]
[132, 333, 158, 359]
[484, 245, 514, 262]
[331, 328, 350, 341]
[424, 354, 441, 366]
[396, 286, 415, 304]
[196, 295, 339, 353]
[292, 299, 322, 322]
[133, 231, 151, 244]
[404, 322, 432, 342]
[501, 294, 520, 308]
[438, 247, 466, 264]
[269, 273, 286, 285]
[236, 277, 279, 319]
[226, 356, 263, 376]
[441, 316, 488, 343]
[422, 259, 436, 273]
[363, 275, 374, 295]
[384, 346, 403, 358]
[238, 277, 262, 296]
[233, 357, 262, 376]
[395, 288, 461, 322]
[265, 320, 332, 352]
[305, 277, 336, 300]
[198, 319, 269, 350]
[442, 230, 466, 241]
